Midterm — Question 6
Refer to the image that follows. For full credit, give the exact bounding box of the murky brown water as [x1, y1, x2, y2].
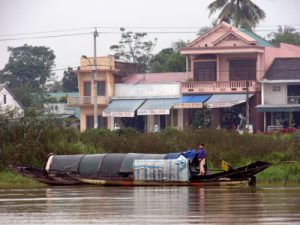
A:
[0, 185, 300, 224]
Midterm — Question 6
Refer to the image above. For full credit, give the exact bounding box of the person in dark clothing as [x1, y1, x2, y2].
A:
[198, 144, 207, 175]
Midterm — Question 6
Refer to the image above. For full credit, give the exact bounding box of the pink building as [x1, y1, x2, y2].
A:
[180, 22, 300, 132]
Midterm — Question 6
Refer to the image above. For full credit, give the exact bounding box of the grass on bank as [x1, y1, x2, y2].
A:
[0, 170, 45, 188]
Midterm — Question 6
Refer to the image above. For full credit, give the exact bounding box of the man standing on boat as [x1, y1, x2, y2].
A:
[198, 144, 207, 175]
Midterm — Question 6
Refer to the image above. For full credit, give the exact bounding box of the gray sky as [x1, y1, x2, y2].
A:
[1, 0, 300, 80]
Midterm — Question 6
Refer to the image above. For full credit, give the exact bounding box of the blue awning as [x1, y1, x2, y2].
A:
[103, 99, 145, 117]
[173, 95, 211, 108]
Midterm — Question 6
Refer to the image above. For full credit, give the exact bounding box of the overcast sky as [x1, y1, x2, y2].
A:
[1, 0, 300, 80]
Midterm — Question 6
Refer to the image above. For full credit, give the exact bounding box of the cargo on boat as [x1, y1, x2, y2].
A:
[9, 152, 272, 186]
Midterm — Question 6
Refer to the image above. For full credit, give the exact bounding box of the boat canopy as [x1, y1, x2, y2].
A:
[47, 153, 171, 178]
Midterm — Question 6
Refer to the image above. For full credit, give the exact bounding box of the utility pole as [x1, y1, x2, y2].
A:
[93, 28, 99, 129]
[245, 80, 250, 133]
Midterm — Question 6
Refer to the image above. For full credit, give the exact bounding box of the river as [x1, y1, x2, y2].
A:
[1, 185, 300, 224]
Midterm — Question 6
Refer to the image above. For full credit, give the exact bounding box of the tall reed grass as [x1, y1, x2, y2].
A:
[1, 110, 299, 173]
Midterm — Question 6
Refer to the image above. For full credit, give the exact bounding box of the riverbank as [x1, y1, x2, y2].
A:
[0, 170, 45, 188]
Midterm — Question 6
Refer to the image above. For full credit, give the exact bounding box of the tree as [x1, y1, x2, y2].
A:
[207, 0, 266, 29]
[110, 28, 157, 72]
[149, 40, 187, 73]
[62, 67, 78, 92]
[268, 26, 300, 46]
[0, 44, 56, 107]
[0, 44, 56, 90]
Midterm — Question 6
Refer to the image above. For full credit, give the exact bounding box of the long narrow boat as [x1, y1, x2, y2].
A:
[9, 153, 272, 186]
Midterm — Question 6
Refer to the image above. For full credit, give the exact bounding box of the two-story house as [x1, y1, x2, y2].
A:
[0, 84, 23, 116]
[256, 58, 300, 131]
[180, 22, 300, 132]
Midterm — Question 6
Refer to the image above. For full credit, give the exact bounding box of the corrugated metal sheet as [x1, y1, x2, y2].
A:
[103, 99, 145, 117]
[256, 104, 300, 112]
[205, 94, 253, 108]
[133, 157, 190, 182]
[137, 98, 179, 115]
[79, 154, 106, 177]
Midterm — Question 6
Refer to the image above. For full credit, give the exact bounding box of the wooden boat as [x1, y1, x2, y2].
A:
[9, 153, 272, 186]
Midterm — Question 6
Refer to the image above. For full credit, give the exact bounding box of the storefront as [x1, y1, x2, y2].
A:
[256, 104, 300, 131]
[137, 98, 179, 132]
[205, 94, 253, 130]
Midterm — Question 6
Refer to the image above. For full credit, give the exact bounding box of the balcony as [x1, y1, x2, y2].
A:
[181, 80, 260, 94]
[67, 96, 110, 106]
[287, 96, 300, 104]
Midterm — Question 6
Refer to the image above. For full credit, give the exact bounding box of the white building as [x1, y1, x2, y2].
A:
[0, 84, 23, 116]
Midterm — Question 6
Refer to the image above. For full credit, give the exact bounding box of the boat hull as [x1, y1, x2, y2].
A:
[9, 160, 270, 186]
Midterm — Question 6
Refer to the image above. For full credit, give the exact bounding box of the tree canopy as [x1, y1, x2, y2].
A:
[208, 0, 266, 29]
[110, 28, 157, 73]
[150, 40, 187, 73]
[0, 44, 55, 89]
[268, 26, 300, 46]
[0, 44, 56, 107]
[62, 67, 78, 92]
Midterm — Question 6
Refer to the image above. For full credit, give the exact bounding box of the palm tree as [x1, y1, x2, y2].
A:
[208, 0, 266, 29]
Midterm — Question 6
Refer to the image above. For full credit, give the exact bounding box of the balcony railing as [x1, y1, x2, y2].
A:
[287, 96, 300, 104]
[181, 80, 259, 94]
[67, 96, 110, 106]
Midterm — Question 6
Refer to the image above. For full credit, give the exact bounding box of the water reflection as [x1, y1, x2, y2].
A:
[0, 185, 300, 224]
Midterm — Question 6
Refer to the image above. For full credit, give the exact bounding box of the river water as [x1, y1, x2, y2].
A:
[1, 185, 300, 225]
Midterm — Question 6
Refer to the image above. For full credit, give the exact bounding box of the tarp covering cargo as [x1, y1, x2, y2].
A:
[49, 154, 84, 173]
[133, 156, 190, 182]
[119, 153, 166, 173]
[79, 154, 106, 177]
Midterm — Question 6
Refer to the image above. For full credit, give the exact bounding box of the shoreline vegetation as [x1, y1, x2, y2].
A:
[1, 114, 300, 188]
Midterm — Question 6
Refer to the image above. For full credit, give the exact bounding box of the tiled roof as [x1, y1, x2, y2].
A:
[239, 28, 273, 47]
[264, 58, 300, 80]
[119, 72, 188, 83]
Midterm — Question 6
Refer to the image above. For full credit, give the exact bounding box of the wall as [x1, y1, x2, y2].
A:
[264, 84, 287, 104]
[264, 43, 300, 71]
[115, 83, 181, 98]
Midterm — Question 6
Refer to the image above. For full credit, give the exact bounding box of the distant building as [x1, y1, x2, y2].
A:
[44, 92, 80, 129]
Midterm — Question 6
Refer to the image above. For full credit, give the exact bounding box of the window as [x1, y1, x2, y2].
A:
[272, 86, 281, 92]
[86, 115, 108, 129]
[3, 95, 6, 104]
[97, 81, 106, 96]
[229, 60, 256, 80]
[84, 81, 91, 96]
[194, 61, 216, 81]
